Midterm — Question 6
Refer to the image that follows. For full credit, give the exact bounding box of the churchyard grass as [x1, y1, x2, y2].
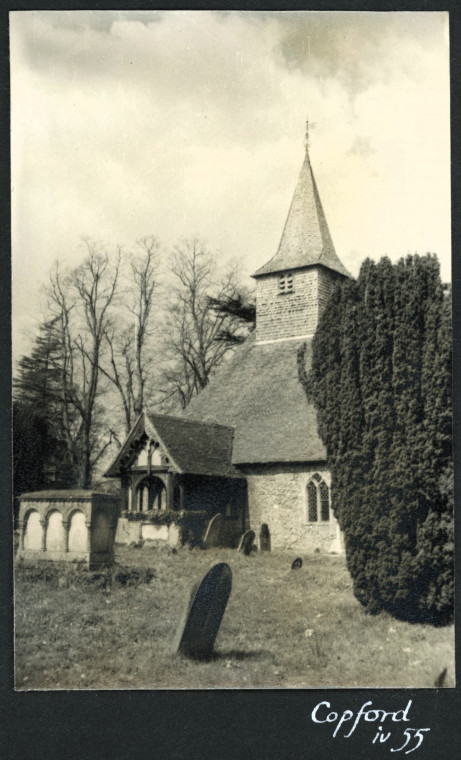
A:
[14, 544, 454, 689]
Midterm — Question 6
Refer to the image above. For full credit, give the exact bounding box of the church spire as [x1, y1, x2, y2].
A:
[304, 117, 310, 154]
[253, 122, 350, 279]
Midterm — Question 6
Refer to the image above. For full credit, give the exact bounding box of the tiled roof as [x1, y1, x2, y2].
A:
[183, 333, 326, 465]
[253, 152, 350, 279]
[145, 413, 242, 478]
[105, 413, 242, 479]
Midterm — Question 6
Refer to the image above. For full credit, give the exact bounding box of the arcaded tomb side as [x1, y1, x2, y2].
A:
[17, 490, 120, 568]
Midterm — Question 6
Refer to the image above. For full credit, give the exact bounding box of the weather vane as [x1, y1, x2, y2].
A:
[305, 118, 309, 152]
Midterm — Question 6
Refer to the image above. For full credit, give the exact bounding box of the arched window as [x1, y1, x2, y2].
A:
[306, 474, 330, 523]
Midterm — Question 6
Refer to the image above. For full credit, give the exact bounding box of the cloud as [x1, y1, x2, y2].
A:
[10, 11, 450, 362]
[348, 136, 375, 158]
[269, 11, 447, 98]
[14, 9, 163, 36]
[14, 11, 445, 95]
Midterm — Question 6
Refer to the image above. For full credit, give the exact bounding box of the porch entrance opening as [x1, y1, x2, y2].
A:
[136, 476, 166, 512]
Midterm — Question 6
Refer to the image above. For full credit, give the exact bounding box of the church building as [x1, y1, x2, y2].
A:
[105, 125, 351, 553]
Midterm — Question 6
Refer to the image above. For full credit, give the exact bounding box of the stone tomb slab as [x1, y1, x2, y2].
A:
[172, 562, 232, 659]
[259, 523, 271, 552]
[17, 490, 120, 569]
[238, 529, 255, 556]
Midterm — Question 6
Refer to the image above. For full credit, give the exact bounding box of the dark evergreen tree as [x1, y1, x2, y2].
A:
[13, 320, 76, 518]
[304, 255, 453, 625]
[13, 401, 49, 496]
[207, 291, 256, 345]
[13, 319, 62, 412]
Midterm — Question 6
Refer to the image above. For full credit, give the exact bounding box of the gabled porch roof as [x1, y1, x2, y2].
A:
[104, 411, 243, 480]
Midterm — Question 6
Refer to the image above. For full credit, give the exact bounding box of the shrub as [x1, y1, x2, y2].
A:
[120, 509, 208, 545]
[304, 255, 453, 625]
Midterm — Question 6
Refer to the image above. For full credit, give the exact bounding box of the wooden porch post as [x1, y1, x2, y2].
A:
[166, 472, 174, 510]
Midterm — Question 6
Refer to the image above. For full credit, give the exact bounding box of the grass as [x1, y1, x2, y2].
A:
[14, 544, 455, 690]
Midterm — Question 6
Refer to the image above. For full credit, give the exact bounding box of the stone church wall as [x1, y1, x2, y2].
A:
[256, 268, 318, 342]
[256, 266, 339, 343]
[239, 463, 343, 554]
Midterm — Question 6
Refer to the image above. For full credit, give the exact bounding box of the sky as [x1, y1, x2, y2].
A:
[11, 10, 451, 362]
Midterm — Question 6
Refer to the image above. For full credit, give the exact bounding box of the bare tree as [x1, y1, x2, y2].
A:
[18, 234, 247, 486]
[160, 237, 245, 409]
[101, 236, 160, 434]
[47, 241, 120, 487]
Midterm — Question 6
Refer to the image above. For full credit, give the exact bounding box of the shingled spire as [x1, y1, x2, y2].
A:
[253, 122, 351, 343]
[253, 121, 350, 279]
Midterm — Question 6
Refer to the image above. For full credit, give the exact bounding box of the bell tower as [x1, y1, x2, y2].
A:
[253, 121, 350, 344]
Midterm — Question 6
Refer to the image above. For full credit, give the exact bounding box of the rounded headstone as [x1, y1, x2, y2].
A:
[259, 523, 271, 552]
[172, 562, 232, 659]
[238, 530, 255, 556]
[203, 513, 224, 549]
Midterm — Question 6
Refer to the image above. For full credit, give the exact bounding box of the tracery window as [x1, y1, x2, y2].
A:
[306, 473, 330, 523]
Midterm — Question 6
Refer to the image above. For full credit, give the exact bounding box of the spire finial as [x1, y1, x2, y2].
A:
[304, 118, 309, 153]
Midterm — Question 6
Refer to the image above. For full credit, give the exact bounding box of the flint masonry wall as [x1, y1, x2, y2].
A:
[255, 266, 338, 343]
[239, 463, 343, 553]
[256, 268, 317, 342]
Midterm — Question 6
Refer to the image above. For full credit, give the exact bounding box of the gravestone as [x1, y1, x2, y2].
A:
[238, 530, 255, 556]
[203, 513, 224, 549]
[259, 523, 271, 552]
[291, 557, 303, 570]
[172, 562, 232, 659]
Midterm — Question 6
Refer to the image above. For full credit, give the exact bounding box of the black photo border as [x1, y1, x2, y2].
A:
[1, 2, 459, 759]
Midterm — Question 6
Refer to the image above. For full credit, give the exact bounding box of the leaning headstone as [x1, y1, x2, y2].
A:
[291, 557, 303, 570]
[172, 563, 232, 659]
[238, 530, 255, 556]
[203, 513, 224, 549]
[259, 523, 271, 552]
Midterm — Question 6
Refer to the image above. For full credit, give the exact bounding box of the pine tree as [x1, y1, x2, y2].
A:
[207, 291, 255, 345]
[305, 255, 453, 625]
[13, 320, 76, 517]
